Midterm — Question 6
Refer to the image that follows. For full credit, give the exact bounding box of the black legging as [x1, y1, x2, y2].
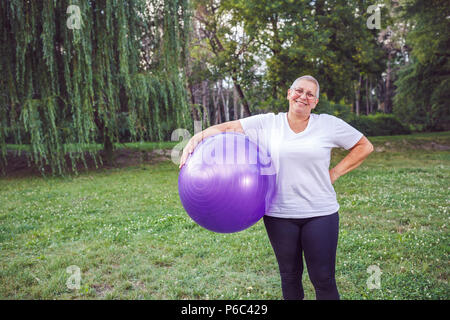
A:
[263, 212, 340, 300]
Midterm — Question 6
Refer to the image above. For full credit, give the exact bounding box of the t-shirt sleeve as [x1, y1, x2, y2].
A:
[239, 113, 274, 143]
[331, 116, 364, 150]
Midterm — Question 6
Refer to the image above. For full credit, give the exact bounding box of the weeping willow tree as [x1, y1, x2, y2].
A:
[0, 0, 192, 174]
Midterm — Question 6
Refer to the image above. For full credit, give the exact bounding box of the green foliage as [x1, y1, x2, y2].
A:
[0, 0, 191, 175]
[348, 113, 411, 137]
[314, 97, 353, 120]
[314, 98, 410, 136]
[398, 0, 449, 65]
[394, 57, 450, 131]
[393, 0, 450, 131]
[223, 0, 387, 106]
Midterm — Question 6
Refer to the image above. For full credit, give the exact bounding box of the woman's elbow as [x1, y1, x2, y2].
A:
[364, 140, 374, 156]
[353, 136, 374, 156]
[367, 141, 374, 153]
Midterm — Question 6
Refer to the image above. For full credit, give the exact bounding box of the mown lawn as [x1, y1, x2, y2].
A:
[0, 132, 449, 299]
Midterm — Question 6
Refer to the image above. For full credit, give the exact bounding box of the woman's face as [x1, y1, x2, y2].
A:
[287, 80, 319, 115]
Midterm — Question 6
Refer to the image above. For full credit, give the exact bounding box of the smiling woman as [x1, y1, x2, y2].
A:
[180, 75, 374, 300]
[287, 76, 320, 130]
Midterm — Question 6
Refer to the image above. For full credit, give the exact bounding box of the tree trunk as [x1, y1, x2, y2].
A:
[233, 86, 239, 120]
[189, 85, 200, 121]
[354, 74, 362, 116]
[220, 81, 230, 122]
[212, 84, 221, 124]
[365, 76, 370, 115]
[231, 75, 251, 117]
[385, 53, 392, 113]
[103, 134, 114, 165]
[369, 77, 373, 114]
[202, 80, 209, 127]
[94, 108, 114, 165]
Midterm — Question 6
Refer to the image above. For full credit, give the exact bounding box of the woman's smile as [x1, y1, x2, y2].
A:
[294, 99, 308, 107]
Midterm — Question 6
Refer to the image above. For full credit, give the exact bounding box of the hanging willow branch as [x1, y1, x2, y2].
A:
[0, 0, 192, 175]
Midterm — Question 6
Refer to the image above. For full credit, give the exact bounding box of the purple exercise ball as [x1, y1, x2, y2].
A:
[178, 132, 276, 233]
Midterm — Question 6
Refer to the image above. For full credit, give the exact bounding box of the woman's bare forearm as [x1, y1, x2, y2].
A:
[330, 137, 374, 182]
[193, 123, 225, 142]
[179, 120, 244, 168]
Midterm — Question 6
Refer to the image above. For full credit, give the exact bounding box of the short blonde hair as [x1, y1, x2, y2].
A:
[290, 75, 320, 98]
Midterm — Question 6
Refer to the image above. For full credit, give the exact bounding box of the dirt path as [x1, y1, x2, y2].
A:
[1, 148, 174, 178]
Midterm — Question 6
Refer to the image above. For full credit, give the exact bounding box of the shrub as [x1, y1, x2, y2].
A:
[314, 97, 410, 137]
[348, 113, 411, 136]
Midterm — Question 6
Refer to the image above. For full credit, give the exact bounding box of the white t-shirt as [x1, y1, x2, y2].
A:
[239, 112, 363, 218]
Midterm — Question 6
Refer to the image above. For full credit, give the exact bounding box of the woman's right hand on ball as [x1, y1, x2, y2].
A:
[179, 134, 200, 169]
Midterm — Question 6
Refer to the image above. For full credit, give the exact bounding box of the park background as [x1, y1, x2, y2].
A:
[0, 0, 448, 299]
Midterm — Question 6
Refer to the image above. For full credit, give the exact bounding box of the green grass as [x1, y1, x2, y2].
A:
[0, 132, 449, 300]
